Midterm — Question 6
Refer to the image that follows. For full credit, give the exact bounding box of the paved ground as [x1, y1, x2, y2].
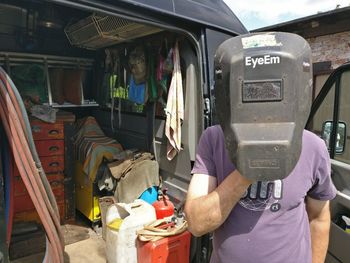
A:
[11, 226, 106, 263]
[64, 228, 106, 263]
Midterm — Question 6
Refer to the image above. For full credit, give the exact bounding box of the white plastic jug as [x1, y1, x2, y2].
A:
[106, 199, 156, 263]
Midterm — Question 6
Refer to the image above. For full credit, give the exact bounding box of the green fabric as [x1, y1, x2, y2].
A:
[109, 74, 128, 99]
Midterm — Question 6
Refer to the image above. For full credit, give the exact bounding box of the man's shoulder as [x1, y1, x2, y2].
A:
[200, 125, 225, 151]
[303, 129, 325, 144]
[303, 129, 328, 152]
[205, 125, 223, 135]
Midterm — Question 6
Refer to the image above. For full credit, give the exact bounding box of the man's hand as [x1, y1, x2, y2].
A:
[184, 170, 252, 236]
[306, 197, 331, 263]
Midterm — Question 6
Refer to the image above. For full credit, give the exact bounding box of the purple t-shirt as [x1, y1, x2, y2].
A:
[191, 125, 337, 263]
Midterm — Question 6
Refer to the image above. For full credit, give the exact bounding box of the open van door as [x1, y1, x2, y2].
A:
[306, 62, 350, 263]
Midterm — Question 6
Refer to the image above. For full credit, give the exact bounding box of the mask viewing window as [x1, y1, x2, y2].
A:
[242, 80, 283, 102]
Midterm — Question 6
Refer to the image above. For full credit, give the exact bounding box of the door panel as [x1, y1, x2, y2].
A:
[326, 252, 342, 263]
[327, 160, 350, 263]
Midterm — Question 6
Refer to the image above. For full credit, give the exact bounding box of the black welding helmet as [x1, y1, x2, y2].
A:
[214, 32, 312, 181]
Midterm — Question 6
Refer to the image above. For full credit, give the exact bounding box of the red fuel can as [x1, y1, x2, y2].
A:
[137, 230, 191, 263]
[152, 192, 175, 219]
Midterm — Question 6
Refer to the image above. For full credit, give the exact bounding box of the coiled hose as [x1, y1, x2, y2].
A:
[0, 67, 64, 262]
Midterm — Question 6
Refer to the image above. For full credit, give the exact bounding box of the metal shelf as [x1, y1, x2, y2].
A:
[0, 51, 95, 107]
[44, 101, 99, 108]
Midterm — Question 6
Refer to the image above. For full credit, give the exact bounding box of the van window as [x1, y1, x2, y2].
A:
[335, 70, 350, 163]
[309, 83, 335, 138]
[102, 36, 187, 117]
[309, 69, 350, 163]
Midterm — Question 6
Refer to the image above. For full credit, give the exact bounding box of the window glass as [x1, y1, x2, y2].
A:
[103, 38, 186, 117]
[11, 64, 47, 107]
[314, 74, 330, 99]
[309, 80, 335, 138]
[335, 70, 350, 163]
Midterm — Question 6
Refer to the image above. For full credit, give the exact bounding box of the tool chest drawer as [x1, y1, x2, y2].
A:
[13, 200, 65, 223]
[40, 155, 65, 174]
[13, 174, 65, 213]
[31, 121, 64, 140]
[34, 140, 65, 156]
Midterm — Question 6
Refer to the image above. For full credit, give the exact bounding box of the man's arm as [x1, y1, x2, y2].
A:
[184, 170, 252, 237]
[306, 197, 332, 263]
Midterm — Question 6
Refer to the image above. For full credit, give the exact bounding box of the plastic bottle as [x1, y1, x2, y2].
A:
[105, 199, 156, 263]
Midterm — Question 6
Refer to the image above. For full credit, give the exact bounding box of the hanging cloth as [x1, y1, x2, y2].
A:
[165, 41, 184, 161]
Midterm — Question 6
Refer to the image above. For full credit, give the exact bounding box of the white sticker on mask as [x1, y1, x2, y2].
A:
[242, 35, 282, 49]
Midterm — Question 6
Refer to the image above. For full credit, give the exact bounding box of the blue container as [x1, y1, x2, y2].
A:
[139, 186, 158, 204]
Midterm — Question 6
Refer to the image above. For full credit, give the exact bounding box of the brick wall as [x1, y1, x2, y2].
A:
[307, 31, 350, 69]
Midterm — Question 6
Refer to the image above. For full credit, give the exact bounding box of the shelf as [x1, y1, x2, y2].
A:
[0, 51, 96, 108]
[0, 51, 93, 69]
[44, 101, 99, 108]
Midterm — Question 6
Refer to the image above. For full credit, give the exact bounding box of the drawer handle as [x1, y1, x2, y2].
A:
[49, 146, 59, 152]
[49, 130, 59, 135]
[49, 162, 59, 167]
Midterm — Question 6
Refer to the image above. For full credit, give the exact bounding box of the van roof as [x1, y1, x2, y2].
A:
[114, 0, 248, 35]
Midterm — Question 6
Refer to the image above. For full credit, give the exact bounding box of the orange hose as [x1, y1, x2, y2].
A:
[0, 72, 64, 262]
[0, 68, 59, 217]
[0, 94, 62, 262]
[0, 76, 62, 237]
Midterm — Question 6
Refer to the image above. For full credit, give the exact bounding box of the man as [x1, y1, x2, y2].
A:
[184, 125, 336, 263]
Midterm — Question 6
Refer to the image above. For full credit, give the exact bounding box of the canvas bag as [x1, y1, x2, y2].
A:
[107, 152, 160, 203]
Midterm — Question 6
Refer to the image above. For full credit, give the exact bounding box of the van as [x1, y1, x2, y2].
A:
[0, 0, 248, 262]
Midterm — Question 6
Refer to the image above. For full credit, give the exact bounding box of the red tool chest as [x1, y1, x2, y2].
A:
[137, 231, 191, 263]
[12, 119, 66, 223]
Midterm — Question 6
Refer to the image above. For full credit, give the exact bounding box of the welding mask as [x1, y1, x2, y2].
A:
[214, 32, 312, 181]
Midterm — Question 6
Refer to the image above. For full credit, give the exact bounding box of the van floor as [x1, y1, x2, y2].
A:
[10, 218, 106, 263]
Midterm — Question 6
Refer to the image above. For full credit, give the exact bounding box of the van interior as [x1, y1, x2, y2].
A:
[0, 0, 202, 261]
